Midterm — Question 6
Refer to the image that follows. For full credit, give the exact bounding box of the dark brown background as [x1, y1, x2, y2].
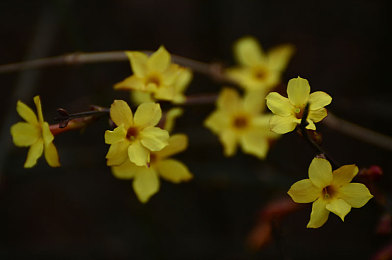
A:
[0, 0, 390, 259]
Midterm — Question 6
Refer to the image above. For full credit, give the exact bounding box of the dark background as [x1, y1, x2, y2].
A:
[0, 0, 390, 259]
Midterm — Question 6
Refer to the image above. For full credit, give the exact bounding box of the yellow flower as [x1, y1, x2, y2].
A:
[105, 100, 169, 167]
[226, 36, 294, 92]
[265, 77, 332, 134]
[288, 158, 373, 228]
[114, 46, 189, 102]
[112, 134, 193, 203]
[131, 67, 192, 105]
[204, 88, 279, 158]
[10, 96, 60, 168]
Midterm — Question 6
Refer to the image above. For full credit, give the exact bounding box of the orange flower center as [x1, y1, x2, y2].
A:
[252, 67, 268, 81]
[233, 115, 248, 129]
[322, 185, 336, 200]
[294, 107, 305, 119]
[126, 127, 139, 141]
[146, 74, 161, 86]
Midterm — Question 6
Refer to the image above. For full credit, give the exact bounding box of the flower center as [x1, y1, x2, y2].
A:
[233, 115, 248, 129]
[126, 127, 139, 141]
[322, 185, 336, 200]
[294, 106, 304, 119]
[146, 74, 161, 86]
[252, 67, 268, 81]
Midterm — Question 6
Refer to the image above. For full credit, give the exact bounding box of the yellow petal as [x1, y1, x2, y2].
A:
[332, 164, 358, 187]
[234, 37, 264, 66]
[156, 134, 188, 159]
[110, 100, 133, 129]
[308, 158, 332, 188]
[131, 90, 154, 105]
[287, 77, 310, 107]
[164, 108, 183, 132]
[156, 159, 193, 183]
[267, 44, 295, 71]
[288, 179, 321, 203]
[44, 142, 60, 167]
[147, 46, 171, 72]
[174, 67, 192, 93]
[41, 122, 54, 145]
[133, 167, 160, 203]
[265, 92, 293, 116]
[307, 198, 329, 228]
[220, 130, 237, 156]
[111, 160, 138, 180]
[154, 85, 176, 101]
[305, 119, 316, 130]
[106, 141, 129, 166]
[204, 111, 228, 134]
[338, 183, 373, 208]
[309, 91, 332, 110]
[326, 198, 351, 221]
[308, 108, 327, 123]
[126, 51, 148, 77]
[217, 88, 242, 113]
[104, 125, 127, 144]
[128, 140, 150, 167]
[243, 89, 266, 114]
[270, 115, 298, 134]
[10, 122, 40, 147]
[33, 96, 44, 123]
[114, 76, 145, 91]
[133, 102, 162, 128]
[16, 100, 38, 124]
[140, 126, 169, 151]
[240, 130, 269, 158]
[24, 139, 44, 168]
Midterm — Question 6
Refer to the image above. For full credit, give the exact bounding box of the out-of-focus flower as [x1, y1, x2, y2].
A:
[112, 134, 192, 203]
[131, 67, 192, 105]
[288, 158, 373, 228]
[204, 88, 279, 158]
[266, 77, 332, 134]
[10, 96, 60, 168]
[105, 100, 169, 167]
[114, 46, 191, 102]
[226, 36, 294, 93]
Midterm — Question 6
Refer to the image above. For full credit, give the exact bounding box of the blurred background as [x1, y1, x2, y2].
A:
[0, 0, 390, 259]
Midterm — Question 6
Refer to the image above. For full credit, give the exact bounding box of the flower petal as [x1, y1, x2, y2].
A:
[287, 77, 310, 107]
[174, 67, 192, 93]
[41, 122, 54, 145]
[234, 37, 264, 66]
[133, 102, 162, 128]
[126, 51, 148, 77]
[140, 126, 169, 151]
[24, 139, 44, 168]
[220, 130, 237, 156]
[33, 96, 44, 123]
[204, 111, 228, 133]
[240, 130, 269, 158]
[269, 115, 298, 134]
[114, 76, 145, 91]
[326, 198, 351, 221]
[338, 183, 373, 208]
[307, 198, 329, 228]
[308, 108, 327, 123]
[156, 159, 193, 183]
[10, 122, 40, 147]
[265, 92, 293, 116]
[104, 125, 127, 144]
[16, 100, 38, 124]
[147, 46, 171, 72]
[153, 85, 176, 101]
[128, 140, 150, 167]
[305, 119, 316, 130]
[110, 100, 133, 129]
[288, 179, 321, 203]
[243, 89, 266, 114]
[111, 160, 138, 180]
[106, 141, 129, 166]
[308, 158, 333, 188]
[133, 167, 160, 203]
[163, 108, 183, 132]
[267, 44, 295, 71]
[217, 88, 242, 113]
[332, 164, 358, 187]
[309, 91, 332, 110]
[156, 134, 188, 159]
[44, 142, 60, 167]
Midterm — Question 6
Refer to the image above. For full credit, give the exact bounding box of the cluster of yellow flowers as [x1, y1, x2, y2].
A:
[9, 37, 373, 227]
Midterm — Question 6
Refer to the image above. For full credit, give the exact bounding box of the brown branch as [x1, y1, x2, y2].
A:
[323, 112, 392, 152]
